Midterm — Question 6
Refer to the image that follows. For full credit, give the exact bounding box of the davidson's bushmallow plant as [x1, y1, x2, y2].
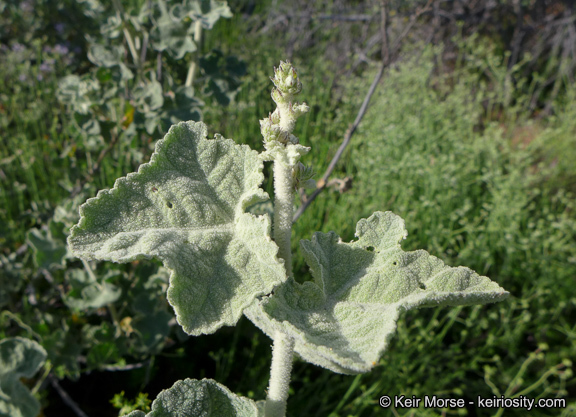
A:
[67, 62, 509, 417]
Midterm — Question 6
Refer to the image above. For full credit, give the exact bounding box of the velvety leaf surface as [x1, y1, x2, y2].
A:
[68, 121, 285, 335]
[246, 211, 509, 374]
[122, 379, 258, 417]
[0, 338, 47, 417]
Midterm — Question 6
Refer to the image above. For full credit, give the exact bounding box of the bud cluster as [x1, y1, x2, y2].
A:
[260, 112, 302, 145]
[271, 61, 303, 96]
[260, 115, 283, 142]
[260, 61, 310, 149]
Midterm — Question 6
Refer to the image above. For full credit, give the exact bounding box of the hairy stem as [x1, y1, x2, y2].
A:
[277, 100, 296, 134]
[264, 331, 295, 417]
[273, 160, 294, 278]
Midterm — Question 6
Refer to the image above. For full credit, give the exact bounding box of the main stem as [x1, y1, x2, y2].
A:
[264, 331, 295, 417]
[273, 160, 294, 278]
[266, 147, 295, 417]
[267, 126, 297, 417]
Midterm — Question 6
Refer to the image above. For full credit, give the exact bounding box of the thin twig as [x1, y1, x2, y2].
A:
[390, 0, 434, 54]
[292, 0, 389, 222]
[292, 61, 386, 222]
[293, 0, 433, 222]
[140, 31, 149, 65]
[93, 131, 120, 175]
[262, 13, 373, 34]
[380, 0, 390, 65]
[156, 51, 162, 82]
[71, 130, 120, 198]
[101, 361, 149, 371]
[299, 13, 373, 22]
[49, 374, 90, 417]
[347, 0, 434, 76]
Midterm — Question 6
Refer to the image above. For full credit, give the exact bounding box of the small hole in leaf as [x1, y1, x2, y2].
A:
[166, 201, 173, 208]
[392, 261, 398, 266]
[419, 282, 426, 290]
[366, 246, 375, 252]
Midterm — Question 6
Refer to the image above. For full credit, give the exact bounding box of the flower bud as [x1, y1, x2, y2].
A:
[260, 116, 282, 142]
[271, 61, 302, 95]
[271, 88, 285, 106]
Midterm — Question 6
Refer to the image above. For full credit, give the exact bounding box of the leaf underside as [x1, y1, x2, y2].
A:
[123, 379, 258, 417]
[0, 338, 47, 417]
[68, 121, 286, 335]
[246, 211, 509, 374]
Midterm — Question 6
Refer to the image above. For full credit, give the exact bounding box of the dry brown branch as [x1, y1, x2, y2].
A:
[291, 13, 374, 22]
[293, 0, 433, 223]
[261, 12, 374, 32]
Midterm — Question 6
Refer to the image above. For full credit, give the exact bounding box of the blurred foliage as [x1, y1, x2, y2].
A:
[1, 0, 575, 416]
[0, 337, 47, 417]
[0, 0, 246, 413]
[293, 40, 575, 416]
[110, 390, 152, 416]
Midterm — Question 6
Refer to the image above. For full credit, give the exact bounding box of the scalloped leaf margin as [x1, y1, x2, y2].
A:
[246, 211, 509, 374]
[123, 378, 259, 417]
[68, 121, 286, 335]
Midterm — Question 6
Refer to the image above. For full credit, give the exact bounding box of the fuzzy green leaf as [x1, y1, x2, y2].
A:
[63, 269, 122, 310]
[151, 14, 196, 59]
[57, 74, 100, 115]
[26, 221, 68, 270]
[122, 379, 258, 417]
[185, 0, 232, 29]
[68, 121, 285, 335]
[0, 338, 47, 417]
[88, 44, 123, 67]
[246, 211, 509, 374]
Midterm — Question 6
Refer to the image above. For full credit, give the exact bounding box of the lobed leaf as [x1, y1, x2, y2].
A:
[68, 121, 286, 335]
[151, 14, 196, 60]
[26, 220, 68, 270]
[246, 211, 509, 374]
[0, 338, 47, 417]
[63, 269, 122, 310]
[123, 378, 258, 417]
[187, 0, 232, 29]
[57, 75, 100, 115]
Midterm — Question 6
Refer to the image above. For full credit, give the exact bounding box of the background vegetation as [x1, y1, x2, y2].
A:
[1, 0, 575, 416]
